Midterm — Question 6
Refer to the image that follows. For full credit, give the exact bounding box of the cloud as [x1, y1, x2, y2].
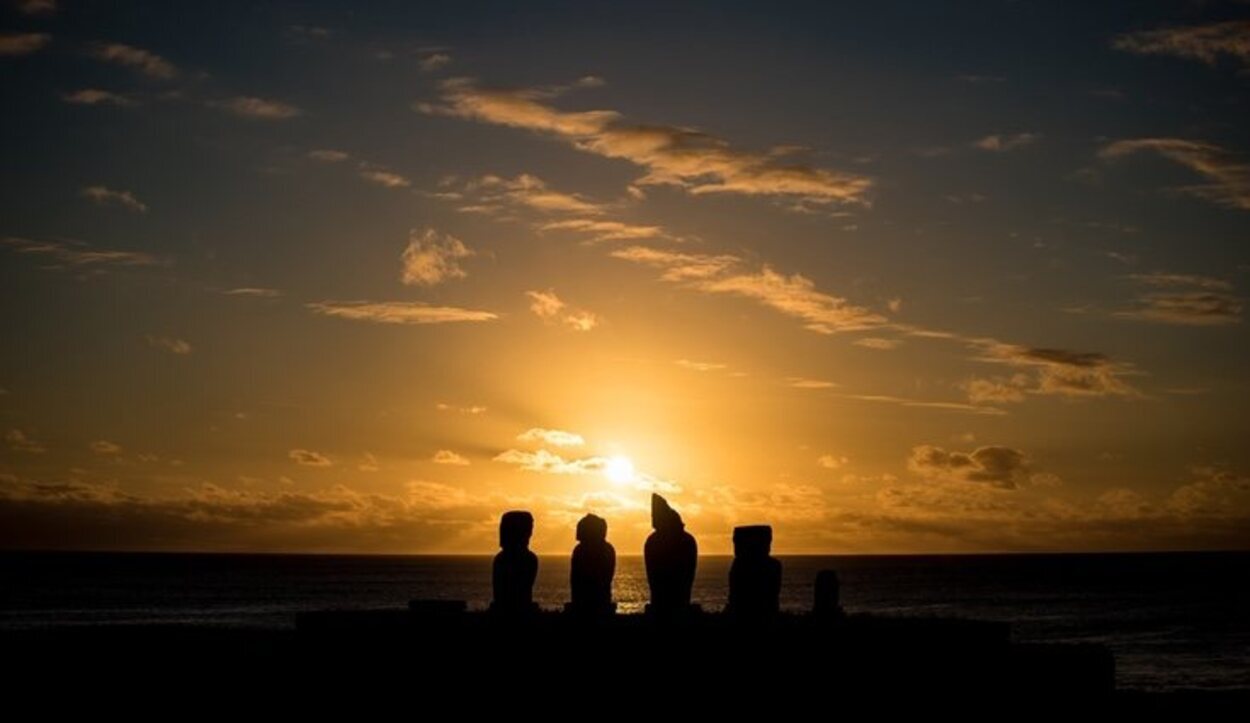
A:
[817, 454, 848, 469]
[358, 167, 411, 188]
[610, 246, 740, 281]
[1169, 467, 1250, 518]
[787, 377, 837, 389]
[15, 0, 57, 16]
[1115, 292, 1243, 326]
[401, 228, 474, 286]
[907, 444, 1030, 489]
[289, 449, 332, 467]
[1113, 20, 1250, 67]
[963, 375, 1030, 404]
[308, 149, 350, 162]
[358, 453, 380, 472]
[973, 133, 1040, 152]
[1127, 272, 1232, 290]
[2, 237, 161, 270]
[0, 32, 50, 56]
[467, 174, 605, 215]
[517, 428, 585, 447]
[212, 96, 301, 120]
[61, 89, 134, 106]
[89, 440, 122, 455]
[6, 429, 45, 454]
[843, 394, 1007, 416]
[432, 449, 470, 466]
[524, 289, 599, 331]
[307, 300, 497, 325]
[146, 335, 191, 355]
[82, 186, 147, 213]
[436, 403, 487, 415]
[89, 42, 177, 79]
[675, 359, 727, 372]
[1099, 138, 1250, 210]
[973, 342, 1139, 399]
[696, 267, 886, 334]
[538, 219, 662, 242]
[853, 337, 901, 350]
[223, 287, 282, 298]
[494, 448, 606, 475]
[419, 52, 452, 72]
[422, 77, 872, 207]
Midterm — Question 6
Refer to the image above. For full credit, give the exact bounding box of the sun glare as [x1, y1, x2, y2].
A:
[604, 455, 636, 485]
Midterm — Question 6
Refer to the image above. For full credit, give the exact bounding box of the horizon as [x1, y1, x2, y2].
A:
[2, 1, 1249, 555]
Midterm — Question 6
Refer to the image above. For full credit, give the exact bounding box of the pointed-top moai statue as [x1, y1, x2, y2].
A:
[813, 569, 846, 620]
[567, 513, 616, 616]
[491, 510, 538, 615]
[726, 525, 781, 619]
[644, 494, 698, 615]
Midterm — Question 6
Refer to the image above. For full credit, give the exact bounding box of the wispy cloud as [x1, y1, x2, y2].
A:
[223, 287, 282, 298]
[853, 337, 901, 350]
[89, 440, 122, 455]
[435, 403, 487, 415]
[844, 394, 1006, 415]
[61, 89, 134, 106]
[1113, 20, 1250, 68]
[972, 343, 1139, 398]
[787, 377, 837, 389]
[307, 301, 497, 325]
[493, 448, 606, 475]
[675, 359, 727, 372]
[432, 449, 470, 465]
[973, 133, 1040, 152]
[0, 32, 50, 56]
[1099, 138, 1250, 210]
[817, 454, 848, 469]
[308, 149, 350, 162]
[419, 52, 452, 72]
[538, 219, 663, 242]
[525, 289, 599, 331]
[358, 166, 411, 188]
[15, 0, 58, 16]
[401, 228, 474, 286]
[610, 246, 740, 281]
[81, 185, 147, 213]
[211, 96, 301, 120]
[421, 77, 872, 208]
[517, 428, 585, 447]
[6, 429, 45, 454]
[467, 174, 605, 215]
[89, 42, 177, 79]
[289, 449, 332, 467]
[146, 335, 191, 355]
[2, 237, 161, 269]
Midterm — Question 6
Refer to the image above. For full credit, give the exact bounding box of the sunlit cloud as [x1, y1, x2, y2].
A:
[1099, 138, 1250, 210]
[973, 343, 1140, 399]
[307, 300, 498, 325]
[524, 289, 599, 331]
[538, 219, 663, 242]
[1113, 20, 1250, 68]
[223, 287, 282, 298]
[432, 449, 470, 466]
[465, 173, 606, 215]
[358, 452, 380, 472]
[610, 246, 740, 281]
[973, 133, 1040, 152]
[817, 454, 848, 469]
[0, 32, 50, 56]
[787, 377, 837, 389]
[421, 77, 872, 207]
[89, 440, 122, 455]
[435, 403, 487, 415]
[61, 89, 134, 106]
[401, 228, 474, 286]
[844, 394, 1007, 416]
[418, 52, 452, 72]
[308, 149, 350, 162]
[81, 185, 147, 213]
[211, 96, 302, 120]
[674, 359, 726, 372]
[907, 444, 1032, 489]
[5, 429, 45, 454]
[517, 428, 585, 447]
[697, 268, 886, 334]
[853, 337, 901, 350]
[89, 42, 177, 79]
[963, 375, 1030, 404]
[289, 449, 332, 467]
[1115, 291, 1243, 326]
[145, 335, 191, 355]
[358, 166, 411, 188]
[2, 237, 161, 270]
[493, 448, 606, 475]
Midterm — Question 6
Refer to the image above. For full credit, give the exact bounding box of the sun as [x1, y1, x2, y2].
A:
[604, 455, 636, 485]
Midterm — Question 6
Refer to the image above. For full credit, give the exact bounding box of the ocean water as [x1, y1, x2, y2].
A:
[1, 551, 1247, 691]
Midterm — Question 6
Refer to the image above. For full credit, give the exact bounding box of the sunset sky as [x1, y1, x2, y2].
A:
[2, 1, 1248, 554]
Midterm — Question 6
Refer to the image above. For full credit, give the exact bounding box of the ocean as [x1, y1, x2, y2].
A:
[2, 551, 1247, 692]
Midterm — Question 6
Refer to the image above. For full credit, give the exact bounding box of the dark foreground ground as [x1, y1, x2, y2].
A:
[5, 607, 1246, 713]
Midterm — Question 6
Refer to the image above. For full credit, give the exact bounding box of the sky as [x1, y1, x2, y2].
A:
[1, 0, 1249, 554]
